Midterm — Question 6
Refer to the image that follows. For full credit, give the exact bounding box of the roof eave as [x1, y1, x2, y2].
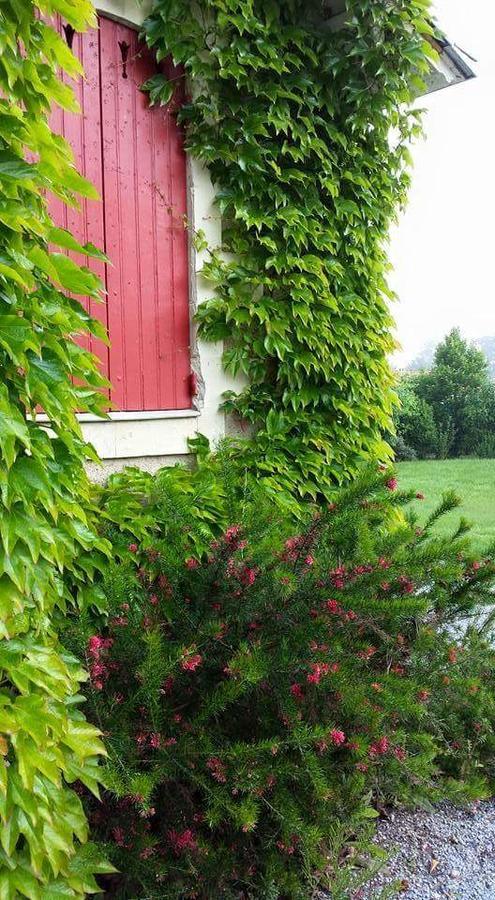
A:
[424, 41, 476, 95]
[323, 4, 476, 97]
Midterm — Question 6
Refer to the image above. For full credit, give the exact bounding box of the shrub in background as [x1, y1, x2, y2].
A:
[390, 434, 417, 462]
[474, 433, 495, 460]
[392, 375, 437, 459]
[66, 464, 495, 899]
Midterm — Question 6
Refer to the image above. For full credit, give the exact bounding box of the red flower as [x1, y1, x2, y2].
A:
[181, 653, 202, 672]
[206, 757, 227, 783]
[185, 557, 200, 570]
[112, 826, 125, 846]
[290, 683, 304, 701]
[369, 736, 389, 756]
[417, 689, 430, 702]
[307, 662, 331, 685]
[88, 635, 104, 655]
[160, 676, 174, 695]
[224, 525, 244, 550]
[128, 543, 138, 553]
[325, 599, 340, 614]
[149, 733, 161, 749]
[149, 594, 159, 606]
[239, 565, 258, 586]
[330, 566, 346, 590]
[386, 477, 398, 491]
[329, 729, 346, 746]
[398, 575, 414, 594]
[158, 574, 172, 591]
[90, 662, 106, 678]
[394, 747, 407, 761]
[168, 829, 198, 855]
[416, 492, 425, 500]
[358, 646, 377, 661]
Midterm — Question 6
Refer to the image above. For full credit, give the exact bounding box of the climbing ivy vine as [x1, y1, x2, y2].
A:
[144, 0, 436, 498]
[0, 0, 112, 894]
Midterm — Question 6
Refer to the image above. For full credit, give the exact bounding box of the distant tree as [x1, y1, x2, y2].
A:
[408, 335, 495, 380]
[415, 329, 495, 457]
[393, 375, 438, 458]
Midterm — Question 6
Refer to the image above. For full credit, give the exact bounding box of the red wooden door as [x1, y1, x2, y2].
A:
[49, 15, 191, 411]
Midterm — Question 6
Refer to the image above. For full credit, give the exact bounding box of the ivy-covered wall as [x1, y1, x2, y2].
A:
[143, 0, 436, 498]
[0, 1, 112, 893]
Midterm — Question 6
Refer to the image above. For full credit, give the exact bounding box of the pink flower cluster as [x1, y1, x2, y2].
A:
[307, 661, 338, 685]
[135, 731, 171, 750]
[181, 648, 203, 672]
[369, 736, 389, 756]
[330, 565, 346, 589]
[290, 682, 304, 701]
[398, 575, 415, 594]
[168, 828, 198, 855]
[226, 556, 258, 587]
[282, 534, 308, 563]
[276, 834, 299, 855]
[206, 756, 227, 783]
[357, 645, 377, 661]
[223, 525, 247, 552]
[87, 635, 114, 691]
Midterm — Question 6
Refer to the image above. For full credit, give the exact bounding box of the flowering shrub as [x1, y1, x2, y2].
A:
[68, 467, 495, 898]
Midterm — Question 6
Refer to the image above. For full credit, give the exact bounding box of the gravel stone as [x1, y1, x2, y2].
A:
[357, 800, 495, 899]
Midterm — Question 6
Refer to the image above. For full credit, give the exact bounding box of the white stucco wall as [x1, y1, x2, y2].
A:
[77, 1, 237, 467]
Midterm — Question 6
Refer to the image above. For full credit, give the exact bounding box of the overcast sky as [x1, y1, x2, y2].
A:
[390, 0, 494, 366]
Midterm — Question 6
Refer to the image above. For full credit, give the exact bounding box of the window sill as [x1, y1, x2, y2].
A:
[35, 409, 200, 424]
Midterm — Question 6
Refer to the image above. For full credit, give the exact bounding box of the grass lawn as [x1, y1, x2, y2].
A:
[397, 458, 495, 551]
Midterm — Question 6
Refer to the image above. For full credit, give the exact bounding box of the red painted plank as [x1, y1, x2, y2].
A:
[48, 18, 109, 386]
[49, 15, 191, 412]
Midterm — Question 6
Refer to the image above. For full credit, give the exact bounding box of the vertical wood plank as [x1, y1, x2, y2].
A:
[48, 20, 109, 386]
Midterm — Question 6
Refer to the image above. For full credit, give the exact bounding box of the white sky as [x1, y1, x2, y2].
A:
[390, 0, 495, 366]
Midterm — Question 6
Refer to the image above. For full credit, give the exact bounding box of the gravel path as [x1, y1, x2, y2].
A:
[359, 800, 495, 899]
